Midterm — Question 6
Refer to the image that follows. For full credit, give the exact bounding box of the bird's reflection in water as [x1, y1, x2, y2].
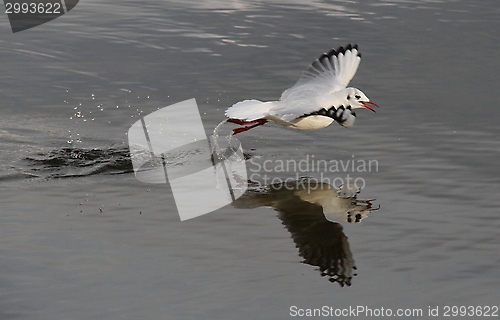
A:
[233, 178, 379, 286]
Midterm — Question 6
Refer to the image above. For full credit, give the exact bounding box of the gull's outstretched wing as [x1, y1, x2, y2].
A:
[280, 44, 362, 102]
[272, 45, 361, 121]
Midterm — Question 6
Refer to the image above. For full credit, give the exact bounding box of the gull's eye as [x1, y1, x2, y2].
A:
[355, 94, 361, 99]
[347, 95, 351, 100]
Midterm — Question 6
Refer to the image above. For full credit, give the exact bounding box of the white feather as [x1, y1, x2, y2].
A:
[224, 99, 276, 121]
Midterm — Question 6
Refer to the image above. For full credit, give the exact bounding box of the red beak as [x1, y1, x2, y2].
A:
[361, 101, 379, 113]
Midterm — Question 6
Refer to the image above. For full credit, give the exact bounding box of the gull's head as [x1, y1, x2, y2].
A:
[345, 87, 378, 112]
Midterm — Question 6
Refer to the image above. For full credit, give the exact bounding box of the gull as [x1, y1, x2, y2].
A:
[225, 44, 378, 134]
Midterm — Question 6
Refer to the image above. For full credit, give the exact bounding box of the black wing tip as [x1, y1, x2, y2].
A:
[320, 43, 361, 61]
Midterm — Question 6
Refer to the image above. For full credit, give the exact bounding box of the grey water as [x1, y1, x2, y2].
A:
[1, 0, 499, 319]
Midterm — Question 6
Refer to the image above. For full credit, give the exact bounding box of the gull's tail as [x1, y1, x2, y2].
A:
[225, 99, 275, 121]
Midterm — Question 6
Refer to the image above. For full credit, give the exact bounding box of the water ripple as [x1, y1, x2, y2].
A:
[23, 147, 133, 180]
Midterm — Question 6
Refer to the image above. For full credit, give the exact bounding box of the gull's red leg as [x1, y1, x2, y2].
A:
[232, 119, 267, 135]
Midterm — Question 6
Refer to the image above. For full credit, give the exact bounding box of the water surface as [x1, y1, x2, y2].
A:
[1, 0, 499, 319]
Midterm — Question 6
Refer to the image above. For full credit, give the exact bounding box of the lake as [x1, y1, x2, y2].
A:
[0, 0, 499, 319]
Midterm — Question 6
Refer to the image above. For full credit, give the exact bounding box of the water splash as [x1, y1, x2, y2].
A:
[211, 119, 231, 160]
